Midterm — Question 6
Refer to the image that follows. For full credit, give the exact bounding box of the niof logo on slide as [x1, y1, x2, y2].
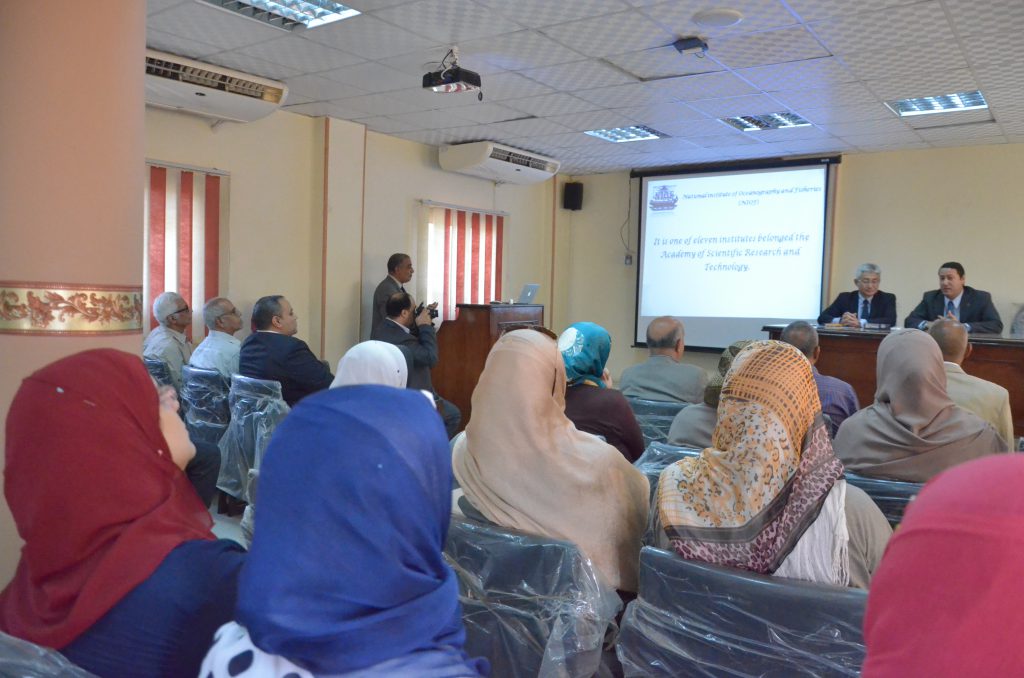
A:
[649, 186, 678, 211]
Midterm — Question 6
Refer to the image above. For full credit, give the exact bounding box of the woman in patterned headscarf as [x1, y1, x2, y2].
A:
[657, 340, 891, 588]
[558, 322, 645, 462]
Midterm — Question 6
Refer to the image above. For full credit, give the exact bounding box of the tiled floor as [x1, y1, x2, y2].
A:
[211, 509, 246, 546]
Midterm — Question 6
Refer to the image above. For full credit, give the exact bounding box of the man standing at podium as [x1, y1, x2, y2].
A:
[905, 262, 1003, 334]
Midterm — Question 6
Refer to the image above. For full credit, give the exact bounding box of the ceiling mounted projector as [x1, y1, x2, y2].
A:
[423, 47, 482, 99]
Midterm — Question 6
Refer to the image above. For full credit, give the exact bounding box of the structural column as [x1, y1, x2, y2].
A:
[0, 1, 147, 583]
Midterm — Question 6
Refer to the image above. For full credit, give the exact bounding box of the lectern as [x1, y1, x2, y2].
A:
[432, 303, 544, 432]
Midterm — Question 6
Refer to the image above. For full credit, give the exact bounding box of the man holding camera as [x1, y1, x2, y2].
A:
[372, 291, 460, 437]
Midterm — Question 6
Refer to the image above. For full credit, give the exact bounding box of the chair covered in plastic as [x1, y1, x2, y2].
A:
[0, 631, 98, 677]
[633, 442, 700, 546]
[625, 397, 688, 447]
[143, 357, 174, 389]
[180, 365, 231, 445]
[444, 517, 622, 678]
[617, 547, 867, 677]
[216, 375, 289, 501]
[844, 472, 923, 527]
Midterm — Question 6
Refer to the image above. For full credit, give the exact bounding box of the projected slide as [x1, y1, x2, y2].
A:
[636, 163, 832, 348]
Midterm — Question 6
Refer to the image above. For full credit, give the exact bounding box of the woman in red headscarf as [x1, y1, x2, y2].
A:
[0, 349, 245, 677]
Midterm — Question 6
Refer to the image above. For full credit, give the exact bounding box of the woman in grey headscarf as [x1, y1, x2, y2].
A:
[667, 340, 752, 449]
[834, 329, 1006, 482]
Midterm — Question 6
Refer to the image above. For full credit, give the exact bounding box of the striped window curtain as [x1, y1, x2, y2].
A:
[143, 164, 227, 340]
[425, 206, 504, 322]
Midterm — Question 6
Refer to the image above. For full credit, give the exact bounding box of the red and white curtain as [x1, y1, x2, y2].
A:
[143, 164, 227, 339]
[425, 206, 505, 322]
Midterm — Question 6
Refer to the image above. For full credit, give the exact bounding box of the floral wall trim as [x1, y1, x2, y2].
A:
[0, 282, 143, 335]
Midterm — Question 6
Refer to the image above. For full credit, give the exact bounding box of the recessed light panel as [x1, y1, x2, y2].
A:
[885, 90, 988, 117]
[722, 111, 811, 131]
[200, 0, 360, 30]
[584, 125, 668, 143]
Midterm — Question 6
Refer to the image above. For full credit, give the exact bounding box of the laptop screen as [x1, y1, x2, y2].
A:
[517, 284, 539, 304]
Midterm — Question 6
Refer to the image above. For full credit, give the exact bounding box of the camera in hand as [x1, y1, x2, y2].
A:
[414, 302, 439, 320]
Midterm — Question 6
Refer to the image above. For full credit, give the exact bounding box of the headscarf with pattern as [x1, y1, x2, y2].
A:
[558, 322, 610, 387]
[658, 340, 845, 573]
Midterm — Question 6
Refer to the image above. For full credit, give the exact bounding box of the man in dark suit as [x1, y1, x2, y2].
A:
[818, 263, 897, 327]
[905, 262, 1003, 334]
[238, 295, 334, 406]
[372, 291, 460, 437]
[371, 253, 414, 333]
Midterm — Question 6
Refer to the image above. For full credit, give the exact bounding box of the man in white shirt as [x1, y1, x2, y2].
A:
[190, 297, 243, 377]
[928, 318, 1015, 448]
[142, 291, 193, 390]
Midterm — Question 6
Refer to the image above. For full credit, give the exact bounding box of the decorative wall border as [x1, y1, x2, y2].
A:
[0, 281, 143, 335]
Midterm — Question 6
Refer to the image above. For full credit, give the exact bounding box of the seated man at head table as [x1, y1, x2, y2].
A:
[781, 321, 859, 438]
[619, 316, 708, 404]
[928, 318, 1015, 449]
[143, 291, 193, 390]
[238, 295, 334, 407]
[817, 262, 897, 328]
[905, 261, 1003, 334]
[189, 297, 244, 378]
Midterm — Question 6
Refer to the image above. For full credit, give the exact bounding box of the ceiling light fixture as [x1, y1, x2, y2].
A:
[885, 90, 988, 117]
[200, 0, 360, 30]
[423, 47, 483, 100]
[692, 8, 744, 28]
[673, 36, 709, 57]
[584, 125, 668, 143]
[722, 112, 811, 131]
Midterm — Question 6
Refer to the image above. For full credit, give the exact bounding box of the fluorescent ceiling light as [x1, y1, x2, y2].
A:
[199, 0, 360, 30]
[584, 125, 667, 143]
[722, 111, 811, 131]
[885, 90, 988, 117]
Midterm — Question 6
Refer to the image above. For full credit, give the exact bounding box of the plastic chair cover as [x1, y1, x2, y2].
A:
[0, 632, 98, 677]
[844, 472, 922, 527]
[180, 365, 231, 445]
[143, 357, 174, 389]
[216, 375, 289, 501]
[625, 397, 688, 447]
[444, 517, 622, 678]
[617, 547, 867, 677]
[633, 442, 700, 546]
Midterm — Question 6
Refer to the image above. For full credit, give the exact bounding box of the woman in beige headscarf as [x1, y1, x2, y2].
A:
[452, 329, 650, 592]
[834, 329, 1005, 482]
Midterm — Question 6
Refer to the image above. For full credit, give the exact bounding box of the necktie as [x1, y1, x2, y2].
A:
[400, 286, 406, 293]
[861, 298, 870, 320]
[946, 300, 956, 318]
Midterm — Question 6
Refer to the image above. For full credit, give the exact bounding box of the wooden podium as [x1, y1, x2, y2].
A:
[432, 303, 544, 432]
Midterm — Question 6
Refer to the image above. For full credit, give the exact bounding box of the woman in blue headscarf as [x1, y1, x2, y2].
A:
[558, 322, 645, 462]
[200, 385, 488, 677]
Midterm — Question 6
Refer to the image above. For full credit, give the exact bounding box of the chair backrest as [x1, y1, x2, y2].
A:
[444, 517, 622, 678]
[216, 375, 289, 502]
[617, 547, 867, 677]
[0, 631, 98, 677]
[844, 472, 923, 527]
[633, 442, 701, 545]
[626, 397, 688, 447]
[143, 357, 174, 389]
[180, 365, 231, 445]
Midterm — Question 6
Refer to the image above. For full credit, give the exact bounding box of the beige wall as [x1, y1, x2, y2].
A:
[562, 143, 1024, 381]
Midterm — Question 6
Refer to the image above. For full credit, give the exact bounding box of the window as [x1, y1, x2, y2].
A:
[425, 205, 505, 321]
[143, 163, 228, 339]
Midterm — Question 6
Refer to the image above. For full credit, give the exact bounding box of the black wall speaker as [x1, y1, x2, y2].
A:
[563, 182, 583, 211]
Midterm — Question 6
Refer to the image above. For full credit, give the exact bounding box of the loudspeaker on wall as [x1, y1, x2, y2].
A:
[563, 182, 583, 211]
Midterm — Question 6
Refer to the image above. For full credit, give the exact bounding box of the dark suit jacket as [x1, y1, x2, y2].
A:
[238, 331, 334, 406]
[818, 291, 897, 326]
[905, 286, 1003, 334]
[371, 319, 438, 392]
[371, 276, 403, 334]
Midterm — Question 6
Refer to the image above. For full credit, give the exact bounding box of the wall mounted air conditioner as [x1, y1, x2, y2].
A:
[439, 141, 560, 184]
[145, 49, 288, 123]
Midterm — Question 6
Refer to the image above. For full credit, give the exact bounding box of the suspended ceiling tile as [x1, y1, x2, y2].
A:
[284, 74, 367, 99]
[798, 103, 895, 124]
[148, 0, 187, 14]
[546, 110, 642, 132]
[388, 108, 478, 130]
[147, 28, 222, 59]
[520, 59, 637, 91]
[302, 15, 438, 59]
[379, 47, 505, 77]
[203, 50, 302, 80]
[866, 69, 979, 101]
[643, 0, 800, 38]
[973, 62, 1024, 95]
[608, 46, 725, 80]
[235, 36, 364, 74]
[502, 93, 603, 117]
[839, 131, 924, 146]
[904, 108, 994, 130]
[750, 126, 834, 142]
[963, 30, 1024, 69]
[617, 101, 708, 126]
[770, 82, 879, 111]
[841, 40, 969, 82]
[373, 0, 525, 44]
[573, 82, 678, 108]
[944, 0, 1024, 37]
[689, 133, 766, 148]
[709, 26, 828, 70]
[487, 117, 575, 136]
[786, 0, 922, 22]
[352, 116, 423, 133]
[523, 132, 612, 149]
[818, 117, 911, 137]
[686, 93, 787, 118]
[442, 102, 530, 124]
[774, 138, 853, 154]
[459, 30, 586, 70]
[810, 1, 954, 55]
[540, 11, 674, 58]
[474, 0, 630, 29]
[646, 71, 759, 101]
[331, 92, 416, 116]
[737, 56, 857, 92]
[319, 62, 421, 93]
[652, 117, 737, 137]
[474, 72, 556, 101]
[148, 1, 285, 51]
[384, 87, 481, 112]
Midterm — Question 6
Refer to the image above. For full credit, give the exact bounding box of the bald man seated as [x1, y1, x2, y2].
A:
[619, 316, 708, 404]
[928, 319, 1015, 448]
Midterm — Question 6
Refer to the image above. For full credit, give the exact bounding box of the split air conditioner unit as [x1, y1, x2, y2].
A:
[145, 49, 288, 123]
[439, 141, 560, 184]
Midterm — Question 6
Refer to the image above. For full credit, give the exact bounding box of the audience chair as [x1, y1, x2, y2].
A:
[444, 516, 622, 678]
[844, 472, 923, 527]
[617, 547, 867, 677]
[143, 357, 174, 390]
[0, 631, 97, 677]
[180, 365, 231, 445]
[625, 397, 688, 447]
[633, 442, 700, 546]
[216, 375, 289, 503]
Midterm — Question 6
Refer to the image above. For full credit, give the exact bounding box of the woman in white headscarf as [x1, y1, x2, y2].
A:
[331, 341, 407, 389]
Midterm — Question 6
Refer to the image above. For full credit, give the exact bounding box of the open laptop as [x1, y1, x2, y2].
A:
[516, 283, 540, 304]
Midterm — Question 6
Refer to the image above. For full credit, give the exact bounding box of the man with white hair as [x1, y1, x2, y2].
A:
[190, 297, 243, 377]
[143, 291, 193, 390]
[818, 263, 897, 327]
